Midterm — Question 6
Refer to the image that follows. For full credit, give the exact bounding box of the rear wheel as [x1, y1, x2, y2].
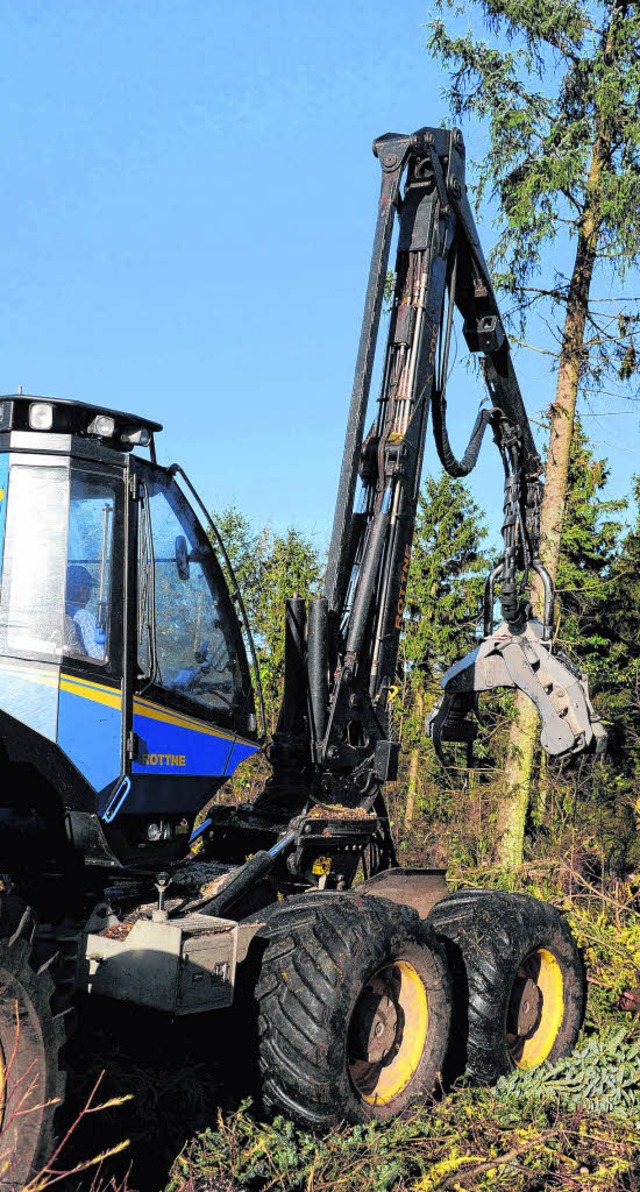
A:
[430, 889, 584, 1084]
[255, 892, 451, 1127]
[0, 907, 67, 1189]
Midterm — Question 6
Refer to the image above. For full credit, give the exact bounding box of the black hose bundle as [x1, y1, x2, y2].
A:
[431, 389, 494, 478]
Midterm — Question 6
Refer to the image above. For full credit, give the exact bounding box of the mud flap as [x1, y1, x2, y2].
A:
[427, 618, 607, 765]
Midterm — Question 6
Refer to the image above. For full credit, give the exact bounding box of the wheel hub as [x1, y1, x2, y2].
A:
[348, 958, 431, 1108]
[507, 947, 565, 1070]
[514, 976, 542, 1036]
[352, 977, 399, 1064]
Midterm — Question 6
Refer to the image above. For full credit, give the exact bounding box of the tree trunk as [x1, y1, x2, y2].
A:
[495, 134, 607, 866]
[495, 694, 538, 866]
[404, 747, 420, 830]
[404, 689, 424, 830]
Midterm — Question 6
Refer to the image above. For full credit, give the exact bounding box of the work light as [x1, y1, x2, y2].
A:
[122, 426, 151, 446]
[87, 414, 116, 437]
[28, 402, 53, 430]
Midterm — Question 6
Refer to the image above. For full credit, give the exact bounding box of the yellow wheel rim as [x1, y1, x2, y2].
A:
[348, 960, 429, 1107]
[507, 948, 564, 1070]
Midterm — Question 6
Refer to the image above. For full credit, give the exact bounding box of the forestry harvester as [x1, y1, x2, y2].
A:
[0, 127, 605, 1186]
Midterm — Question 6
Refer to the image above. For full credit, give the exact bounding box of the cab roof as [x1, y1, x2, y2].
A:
[0, 395, 162, 452]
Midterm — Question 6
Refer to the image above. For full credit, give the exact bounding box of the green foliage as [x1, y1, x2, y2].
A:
[169, 1027, 640, 1190]
[213, 506, 323, 732]
[401, 471, 490, 683]
[588, 478, 640, 784]
[556, 418, 626, 669]
[529, 434, 640, 877]
[427, 0, 640, 388]
[495, 1026, 640, 1114]
[426, 0, 640, 867]
[392, 472, 495, 864]
[212, 505, 272, 627]
[250, 526, 323, 728]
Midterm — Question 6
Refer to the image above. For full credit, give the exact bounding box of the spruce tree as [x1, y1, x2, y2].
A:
[428, 0, 640, 863]
[213, 509, 323, 731]
[251, 527, 323, 731]
[398, 471, 489, 831]
[555, 420, 625, 667]
[402, 472, 489, 676]
[497, 423, 625, 861]
[212, 505, 271, 626]
[592, 478, 640, 780]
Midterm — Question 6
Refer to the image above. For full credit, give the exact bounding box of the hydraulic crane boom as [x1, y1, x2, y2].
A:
[325, 126, 539, 702]
[257, 126, 605, 829]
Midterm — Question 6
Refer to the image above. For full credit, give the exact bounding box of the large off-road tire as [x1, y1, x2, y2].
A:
[0, 908, 67, 1190]
[430, 889, 585, 1085]
[255, 891, 451, 1128]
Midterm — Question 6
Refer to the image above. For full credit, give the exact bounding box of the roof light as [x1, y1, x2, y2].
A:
[121, 426, 151, 447]
[87, 414, 116, 437]
[29, 402, 53, 431]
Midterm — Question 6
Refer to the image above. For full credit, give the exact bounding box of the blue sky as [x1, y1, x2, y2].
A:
[2, 0, 639, 555]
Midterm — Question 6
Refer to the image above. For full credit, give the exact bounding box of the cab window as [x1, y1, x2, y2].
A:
[0, 463, 69, 659]
[0, 464, 118, 667]
[138, 476, 243, 718]
[65, 475, 116, 664]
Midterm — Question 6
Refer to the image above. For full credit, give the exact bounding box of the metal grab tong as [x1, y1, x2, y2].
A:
[428, 617, 608, 765]
[427, 409, 608, 766]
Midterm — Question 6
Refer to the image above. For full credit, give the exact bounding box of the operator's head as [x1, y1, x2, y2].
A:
[66, 564, 95, 612]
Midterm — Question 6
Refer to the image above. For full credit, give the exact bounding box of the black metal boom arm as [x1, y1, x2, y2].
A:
[324, 128, 539, 707]
[254, 126, 604, 828]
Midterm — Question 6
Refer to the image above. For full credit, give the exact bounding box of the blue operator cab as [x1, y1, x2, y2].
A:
[0, 395, 260, 870]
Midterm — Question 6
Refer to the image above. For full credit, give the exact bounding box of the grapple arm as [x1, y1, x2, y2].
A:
[428, 620, 607, 764]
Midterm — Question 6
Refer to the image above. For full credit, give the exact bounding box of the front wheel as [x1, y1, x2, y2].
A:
[0, 907, 67, 1190]
[430, 889, 585, 1084]
[255, 892, 451, 1127]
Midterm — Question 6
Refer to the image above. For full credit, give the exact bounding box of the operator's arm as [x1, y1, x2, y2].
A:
[74, 608, 106, 660]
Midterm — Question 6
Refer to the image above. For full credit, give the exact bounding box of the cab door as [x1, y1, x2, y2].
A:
[57, 463, 125, 793]
[124, 459, 258, 821]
